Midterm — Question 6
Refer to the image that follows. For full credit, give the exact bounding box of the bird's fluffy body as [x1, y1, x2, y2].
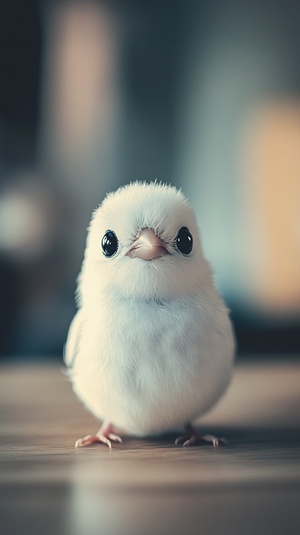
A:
[65, 182, 235, 437]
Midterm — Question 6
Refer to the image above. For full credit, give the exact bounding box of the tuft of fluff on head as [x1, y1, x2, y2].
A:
[77, 181, 213, 306]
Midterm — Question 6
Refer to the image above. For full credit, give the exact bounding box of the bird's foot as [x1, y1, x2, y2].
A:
[75, 423, 122, 449]
[175, 423, 227, 448]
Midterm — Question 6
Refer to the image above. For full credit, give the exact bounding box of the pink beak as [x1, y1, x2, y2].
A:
[127, 228, 168, 260]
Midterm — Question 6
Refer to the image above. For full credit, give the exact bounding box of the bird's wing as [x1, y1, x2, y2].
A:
[63, 310, 83, 369]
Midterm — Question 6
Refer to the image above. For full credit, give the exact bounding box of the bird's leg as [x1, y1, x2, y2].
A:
[175, 422, 227, 447]
[75, 421, 123, 449]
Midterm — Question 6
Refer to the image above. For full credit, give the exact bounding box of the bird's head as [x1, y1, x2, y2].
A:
[78, 182, 212, 304]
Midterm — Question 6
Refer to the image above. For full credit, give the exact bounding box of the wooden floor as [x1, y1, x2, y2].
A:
[1, 358, 300, 535]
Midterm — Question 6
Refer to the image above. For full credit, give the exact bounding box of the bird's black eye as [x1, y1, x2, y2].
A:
[101, 230, 118, 257]
[175, 227, 193, 255]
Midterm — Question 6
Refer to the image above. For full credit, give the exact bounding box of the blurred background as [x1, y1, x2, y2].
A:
[0, 0, 299, 358]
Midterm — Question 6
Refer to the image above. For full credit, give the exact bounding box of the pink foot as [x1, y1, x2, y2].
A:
[175, 423, 227, 447]
[75, 423, 122, 449]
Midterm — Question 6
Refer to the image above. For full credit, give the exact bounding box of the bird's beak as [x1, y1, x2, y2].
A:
[127, 228, 168, 260]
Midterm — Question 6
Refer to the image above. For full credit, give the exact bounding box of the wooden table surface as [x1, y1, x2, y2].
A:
[1, 358, 300, 535]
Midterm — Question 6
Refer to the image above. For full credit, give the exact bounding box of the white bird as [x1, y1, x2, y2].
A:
[65, 182, 235, 448]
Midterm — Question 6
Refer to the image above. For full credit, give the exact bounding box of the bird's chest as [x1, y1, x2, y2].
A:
[95, 298, 200, 394]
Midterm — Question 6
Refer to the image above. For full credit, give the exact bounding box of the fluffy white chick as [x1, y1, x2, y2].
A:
[65, 182, 235, 448]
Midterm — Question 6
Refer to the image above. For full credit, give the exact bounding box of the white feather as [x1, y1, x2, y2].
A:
[65, 182, 235, 436]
